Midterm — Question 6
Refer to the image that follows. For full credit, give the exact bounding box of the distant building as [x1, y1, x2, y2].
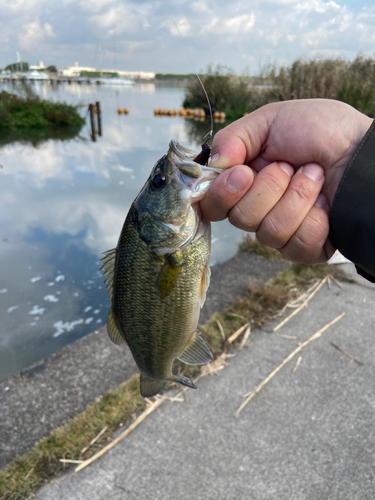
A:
[57, 62, 155, 80]
[29, 61, 46, 71]
[58, 62, 96, 77]
[112, 70, 155, 80]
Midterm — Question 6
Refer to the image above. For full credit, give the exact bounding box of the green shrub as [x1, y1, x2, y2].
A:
[183, 65, 259, 120]
[0, 90, 85, 132]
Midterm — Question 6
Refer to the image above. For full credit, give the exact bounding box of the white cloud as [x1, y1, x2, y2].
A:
[18, 20, 54, 49]
[163, 17, 192, 37]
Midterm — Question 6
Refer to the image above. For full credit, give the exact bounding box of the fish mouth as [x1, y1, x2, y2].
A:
[168, 139, 223, 179]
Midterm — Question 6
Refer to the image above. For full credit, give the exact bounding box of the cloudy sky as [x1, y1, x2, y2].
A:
[1, 0, 375, 74]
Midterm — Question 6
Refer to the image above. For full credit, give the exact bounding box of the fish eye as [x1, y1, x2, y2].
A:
[151, 173, 167, 190]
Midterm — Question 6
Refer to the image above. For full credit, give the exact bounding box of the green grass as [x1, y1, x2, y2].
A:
[0, 245, 347, 499]
[0, 90, 85, 135]
[0, 375, 145, 499]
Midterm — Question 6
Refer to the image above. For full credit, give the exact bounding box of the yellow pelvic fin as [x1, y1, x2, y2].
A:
[107, 309, 126, 345]
[199, 263, 211, 308]
[156, 251, 185, 300]
[100, 248, 116, 301]
[140, 375, 166, 397]
[177, 330, 213, 366]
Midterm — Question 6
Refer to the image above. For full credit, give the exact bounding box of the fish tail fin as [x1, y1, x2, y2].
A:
[140, 374, 166, 398]
[173, 374, 197, 390]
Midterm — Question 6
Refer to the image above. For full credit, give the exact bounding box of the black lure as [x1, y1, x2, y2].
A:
[193, 142, 211, 166]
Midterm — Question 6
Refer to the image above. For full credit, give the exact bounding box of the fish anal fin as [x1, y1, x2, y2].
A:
[199, 263, 211, 308]
[140, 375, 166, 397]
[100, 248, 116, 300]
[107, 309, 126, 345]
[157, 251, 185, 300]
[178, 330, 213, 366]
[173, 374, 197, 389]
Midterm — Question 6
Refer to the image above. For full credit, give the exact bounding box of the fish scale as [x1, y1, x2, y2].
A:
[114, 211, 210, 376]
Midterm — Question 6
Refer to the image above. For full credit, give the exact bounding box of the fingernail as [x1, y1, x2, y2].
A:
[209, 153, 220, 166]
[278, 162, 294, 178]
[314, 193, 329, 210]
[226, 167, 250, 193]
[302, 163, 324, 182]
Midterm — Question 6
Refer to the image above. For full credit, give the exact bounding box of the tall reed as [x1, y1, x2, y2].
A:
[183, 54, 375, 120]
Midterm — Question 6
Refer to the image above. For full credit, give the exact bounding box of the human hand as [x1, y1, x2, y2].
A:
[201, 99, 373, 264]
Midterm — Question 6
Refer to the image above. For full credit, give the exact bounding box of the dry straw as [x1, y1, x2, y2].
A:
[234, 312, 346, 418]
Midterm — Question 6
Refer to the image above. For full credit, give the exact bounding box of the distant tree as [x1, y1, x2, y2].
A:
[47, 65, 57, 73]
[5, 62, 29, 73]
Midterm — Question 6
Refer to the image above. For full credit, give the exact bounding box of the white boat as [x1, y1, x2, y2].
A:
[26, 70, 49, 81]
[96, 77, 134, 85]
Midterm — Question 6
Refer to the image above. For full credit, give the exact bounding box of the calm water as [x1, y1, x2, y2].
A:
[0, 81, 246, 381]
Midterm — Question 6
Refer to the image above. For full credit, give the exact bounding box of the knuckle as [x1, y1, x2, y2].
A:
[229, 203, 258, 232]
[291, 234, 319, 264]
[259, 170, 287, 194]
[257, 216, 284, 248]
[289, 180, 316, 203]
[283, 212, 329, 264]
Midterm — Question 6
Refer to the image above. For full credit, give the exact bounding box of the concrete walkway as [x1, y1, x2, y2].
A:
[35, 263, 375, 500]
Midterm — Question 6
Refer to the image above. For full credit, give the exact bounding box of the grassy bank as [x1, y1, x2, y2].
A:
[155, 73, 195, 80]
[184, 54, 375, 120]
[0, 240, 347, 499]
[0, 90, 85, 142]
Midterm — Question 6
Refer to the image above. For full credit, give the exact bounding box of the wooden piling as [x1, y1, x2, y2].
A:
[96, 101, 102, 136]
[89, 104, 96, 142]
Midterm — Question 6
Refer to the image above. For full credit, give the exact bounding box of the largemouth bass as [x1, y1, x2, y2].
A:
[101, 139, 222, 397]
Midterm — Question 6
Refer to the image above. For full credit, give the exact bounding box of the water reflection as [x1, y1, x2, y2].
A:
[184, 117, 227, 145]
[0, 82, 246, 381]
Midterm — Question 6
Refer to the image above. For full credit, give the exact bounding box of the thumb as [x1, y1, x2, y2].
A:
[209, 103, 278, 169]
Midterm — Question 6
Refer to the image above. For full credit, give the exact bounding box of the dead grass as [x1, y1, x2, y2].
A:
[239, 235, 285, 260]
[0, 248, 347, 499]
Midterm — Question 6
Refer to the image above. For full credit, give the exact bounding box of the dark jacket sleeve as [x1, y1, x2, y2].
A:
[329, 119, 375, 282]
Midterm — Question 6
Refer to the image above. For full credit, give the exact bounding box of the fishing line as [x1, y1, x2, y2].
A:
[170, 15, 213, 143]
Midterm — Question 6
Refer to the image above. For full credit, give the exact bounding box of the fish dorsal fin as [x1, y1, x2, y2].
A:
[107, 309, 126, 345]
[178, 330, 213, 366]
[100, 248, 116, 300]
[199, 263, 211, 308]
[157, 251, 184, 300]
[140, 374, 166, 397]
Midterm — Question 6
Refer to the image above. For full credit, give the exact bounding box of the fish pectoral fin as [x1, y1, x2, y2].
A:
[173, 374, 197, 389]
[100, 248, 116, 300]
[178, 330, 213, 366]
[200, 263, 211, 308]
[140, 375, 166, 397]
[156, 251, 185, 300]
[107, 309, 127, 345]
